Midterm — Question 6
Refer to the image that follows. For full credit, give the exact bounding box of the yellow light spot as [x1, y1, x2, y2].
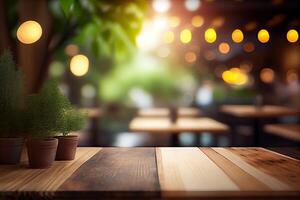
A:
[185, 51, 197, 63]
[192, 15, 204, 27]
[169, 16, 180, 27]
[163, 31, 174, 44]
[222, 68, 248, 85]
[258, 29, 270, 43]
[286, 29, 299, 43]
[231, 29, 244, 43]
[70, 54, 89, 77]
[218, 42, 230, 54]
[205, 28, 217, 43]
[180, 29, 192, 44]
[17, 20, 42, 44]
[260, 68, 275, 83]
[243, 42, 255, 53]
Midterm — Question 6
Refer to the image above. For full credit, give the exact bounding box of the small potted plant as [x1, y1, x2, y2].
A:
[55, 108, 86, 160]
[24, 80, 70, 168]
[0, 51, 24, 165]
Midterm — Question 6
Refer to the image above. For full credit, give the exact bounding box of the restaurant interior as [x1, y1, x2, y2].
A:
[0, 0, 299, 199]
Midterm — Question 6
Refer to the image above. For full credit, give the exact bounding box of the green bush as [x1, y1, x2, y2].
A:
[0, 51, 23, 137]
[59, 108, 86, 136]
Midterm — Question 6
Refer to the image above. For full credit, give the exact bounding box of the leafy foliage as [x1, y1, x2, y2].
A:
[0, 51, 23, 137]
[24, 80, 86, 138]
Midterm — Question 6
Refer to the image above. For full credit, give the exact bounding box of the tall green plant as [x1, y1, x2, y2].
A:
[0, 51, 23, 137]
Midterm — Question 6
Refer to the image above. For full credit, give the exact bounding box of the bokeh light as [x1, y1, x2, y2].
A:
[192, 15, 204, 27]
[286, 29, 299, 43]
[169, 16, 180, 27]
[81, 84, 96, 98]
[184, 0, 201, 11]
[185, 51, 197, 63]
[157, 46, 170, 58]
[260, 68, 275, 83]
[70, 54, 89, 77]
[152, 0, 171, 13]
[65, 44, 79, 56]
[180, 29, 192, 44]
[257, 29, 270, 43]
[211, 16, 225, 28]
[164, 31, 174, 43]
[204, 28, 217, 43]
[204, 50, 216, 61]
[222, 68, 248, 86]
[286, 69, 299, 83]
[231, 29, 244, 43]
[17, 20, 42, 44]
[218, 42, 230, 54]
[243, 42, 255, 53]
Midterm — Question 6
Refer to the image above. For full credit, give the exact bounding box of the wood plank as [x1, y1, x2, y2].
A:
[264, 124, 300, 142]
[229, 148, 300, 190]
[0, 147, 100, 191]
[59, 148, 159, 197]
[201, 148, 270, 191]
[156, 147, 239, 196]
[213, 148, 292, 191]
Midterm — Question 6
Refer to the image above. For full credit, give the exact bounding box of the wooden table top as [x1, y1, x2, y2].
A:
[264, 124, 300, 142]
[1, 147, 299, 199]
[138, 107, 201, 117]
[129, 117, 229, 133]
[221, 105, 300, 118]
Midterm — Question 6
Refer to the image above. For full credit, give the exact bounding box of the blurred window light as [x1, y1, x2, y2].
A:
[81, 84, 96, 98]
[180, 29, 192, 44]
[70, 54, 89, 77]
[222, 68, 248, 86]
[211, 16, 225, 28]
[65, 44, 79, 56]
[169, 16, 181, 27]
[157, 46, 170, 58]
[164, 31, 174, 43]
[231, 29, 244, 43]
[260, 68, 275, 83]
[129, 87, 153, 108]
[196, 82, 213, 106]
[184, 0, 201, 11]
[243, 42, 255, 53]
[218, 42, 230, 54]
[258, 29, 270, 43]
[152, 0, 171, 13]
[204, 28, 217, 43]
[185, 51, 197, 63]
[287, 29, 299, 43]
[192, 15, 204, 27]
[17, 20, 42, 44]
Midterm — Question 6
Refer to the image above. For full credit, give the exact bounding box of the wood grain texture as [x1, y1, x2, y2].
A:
[229, 148, 300, 190]
[0, 148, 100, 192]
[264, 124, 300, 142]
[59, 148, 160, 198]
[221, 105, 300, 118]
[156, 147, 239, 196]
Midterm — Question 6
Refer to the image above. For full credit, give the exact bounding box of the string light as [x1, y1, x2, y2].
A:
[222, 68, 248, 86]
[70, 54, 89, 77]
[180, 29, 192, 44]
[286, 29, 299, 43]
[184, 0, 201, 11]
[185, 51, 197, 63]
[218, 42, 230, 54]
[258, 29, 270, 43]
[17, 20, 42, 44]
[260, 68, 275, 83]
[192, 15, 204, 27]
[231, 29, 244, 43]
[205, 28, 217, 43]
[169, 16, 180, 27]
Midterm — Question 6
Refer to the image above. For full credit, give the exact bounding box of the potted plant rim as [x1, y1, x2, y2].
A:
[0, 51, 24, 165]
[24, 80, 70, 168]
[55, 108, 86, 160]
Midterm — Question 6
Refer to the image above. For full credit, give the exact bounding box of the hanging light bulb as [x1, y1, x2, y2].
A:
[17, 20, 42, 44]
[70, 54, 89, 77]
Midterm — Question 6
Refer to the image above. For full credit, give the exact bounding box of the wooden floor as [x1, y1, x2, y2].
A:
[0, 147, 299, 199]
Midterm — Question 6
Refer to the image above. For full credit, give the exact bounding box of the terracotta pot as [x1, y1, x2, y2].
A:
[26, 138, 58, 169]
[55, 135, 79, 160]
[0, 137, 24, 164]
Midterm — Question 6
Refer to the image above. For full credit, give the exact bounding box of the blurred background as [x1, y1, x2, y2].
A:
[1, 0, 299, 147]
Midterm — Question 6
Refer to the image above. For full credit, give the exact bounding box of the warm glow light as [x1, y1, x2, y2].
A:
[258, 29, 270, 43]
[185, 51, 197, 63]
[260, 68, 275, 83]
[222, 68, 248, 86]
[211, 17, 225, 28]
[287, 69, 299, 83]
[180, 29, 192, 44]
[157, 46, 170, 58]
[65, 44, 79, 56]
[192, 15, 204, 27]
[164, 31, 174, 43]
[152, 0, 171, 13]
[205, 28, 217, 43]
[184, 0, 201, 11]
[70, 54, 89, 77]
[218, 42, 230, 54]
[243, 42, 255, 53]
[169, 16, 180, 27]
[204, 51, 215, 61]
[286, 29, 299, 43]
[232, 29, 244, 43]
[153, 16, 169, 29]
[17, 20, 42, 44]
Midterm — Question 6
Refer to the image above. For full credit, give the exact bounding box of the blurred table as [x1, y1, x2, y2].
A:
[264, 124, 300, 142]
[129, 117, 228, 145]
[1, 147, 300, 199]
[138, 107, 201, 118]
[177, 107, 201, 117]
[220, 105, 300, 146]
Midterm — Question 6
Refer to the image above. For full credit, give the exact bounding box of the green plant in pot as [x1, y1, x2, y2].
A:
[0, 51, 24, 164]
[24, 80, 71, 168]
[55, 108, 86, 160]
